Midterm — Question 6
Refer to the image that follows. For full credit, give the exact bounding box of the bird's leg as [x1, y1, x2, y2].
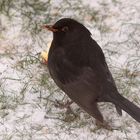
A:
[82, 102, 113, 130]
[55, 100, 76, 116]
[95, 120, 113, 131]
[91, 105, 112, 130]
[64, 100, 73, 108]
[92, 105, 113, 130]
[115, 105, 122, 116]
[54, 100, 77, 122]
[64, 105, 78, 122]
[54, 100, 73, 109]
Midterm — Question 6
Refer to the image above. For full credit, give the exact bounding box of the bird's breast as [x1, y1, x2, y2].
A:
[48, 47, 82, 86]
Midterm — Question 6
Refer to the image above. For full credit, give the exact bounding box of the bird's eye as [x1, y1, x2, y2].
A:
[62, 26, 69, 32]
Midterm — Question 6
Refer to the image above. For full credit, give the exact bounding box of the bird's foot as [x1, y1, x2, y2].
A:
[95, 120, 113, 131]
[63, 106, 78, 122]
[54, 100, 73, 109]
[54, 100, 77, 122]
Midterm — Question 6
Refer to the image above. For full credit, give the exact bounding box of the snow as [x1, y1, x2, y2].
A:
[0, 0, 140, 139]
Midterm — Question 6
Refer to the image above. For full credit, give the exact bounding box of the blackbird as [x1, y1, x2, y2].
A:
[43, 18, 140, 129]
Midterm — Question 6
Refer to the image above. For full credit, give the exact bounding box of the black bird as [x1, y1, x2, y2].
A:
[43, 18, 140, 129]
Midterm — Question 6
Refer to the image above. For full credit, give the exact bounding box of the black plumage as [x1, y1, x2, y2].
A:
[44, 18, 140, 129]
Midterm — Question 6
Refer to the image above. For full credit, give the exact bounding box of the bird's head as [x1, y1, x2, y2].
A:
[43, 18, 91, 44]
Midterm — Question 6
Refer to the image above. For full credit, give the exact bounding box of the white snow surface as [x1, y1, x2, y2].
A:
[0, 0, 140, 140]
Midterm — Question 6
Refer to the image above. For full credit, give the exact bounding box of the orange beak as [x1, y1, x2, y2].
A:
[42, 25, 58, 32]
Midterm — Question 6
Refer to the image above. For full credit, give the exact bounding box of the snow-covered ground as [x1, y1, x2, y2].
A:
[0, 0, 140, 139]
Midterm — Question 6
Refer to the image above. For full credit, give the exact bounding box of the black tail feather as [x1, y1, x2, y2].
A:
[107, 93, 140, 123]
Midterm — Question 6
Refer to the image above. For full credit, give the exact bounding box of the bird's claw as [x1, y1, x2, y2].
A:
[54, 100, 73, 109]
[95, 120, 113, 131]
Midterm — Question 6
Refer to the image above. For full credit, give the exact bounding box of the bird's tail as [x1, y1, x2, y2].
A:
[106, 92, 140, 123]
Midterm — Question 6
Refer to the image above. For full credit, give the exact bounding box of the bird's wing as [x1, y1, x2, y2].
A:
[48, 40, 117, 101]
[87, 40, 118, 94]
